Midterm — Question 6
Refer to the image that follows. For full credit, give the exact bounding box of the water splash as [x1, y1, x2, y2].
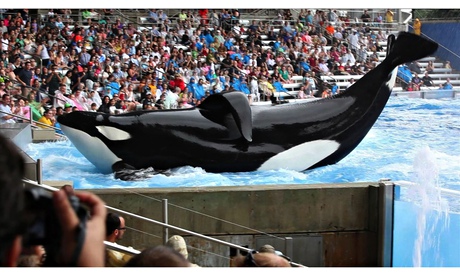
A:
[408, 146, 450, 267]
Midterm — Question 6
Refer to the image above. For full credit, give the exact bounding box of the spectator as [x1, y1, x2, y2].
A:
[15, 61, 33, 97]
[0, 132, 107, 267]
[155, 93, 166, 109]
[411, 73, 422, 91]
[318, 59, 332, 76]
[360, 10, 371, 23]
[346, 78, 356, 89]
[142, 92, 156, 110]
[425, 60, 435, 74]
[385, 9, 394, 24]
[97, 95, 111, 113]
[445, 60, 452, 70]
[249, 75, 260, 102]
[46, 65, 63, 100]
[421, 72, 434, 87]
[258, 75, 275, 101]
[105, 212, 133, 267]
[125, 245, 192, 267]
[413, 18, 422, 36]
[35, 38, 51, 68]
[442, 78, 453, 90]
[347, 29, 360, 53]
[37, 108, 55, 128]
[165, 235, 200, 267]
[0, 94, 20, 123]
[230, 250, 291, 267]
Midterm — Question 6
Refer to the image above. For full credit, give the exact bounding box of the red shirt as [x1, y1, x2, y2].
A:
[174, 78, 186, 91]
[73, 34, 83, 43]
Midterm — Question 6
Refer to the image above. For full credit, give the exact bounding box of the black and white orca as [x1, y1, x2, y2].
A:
[57, 32, 438, 180]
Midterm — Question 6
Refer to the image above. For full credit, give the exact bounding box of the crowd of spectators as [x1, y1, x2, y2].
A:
[0, 8, 437, 127]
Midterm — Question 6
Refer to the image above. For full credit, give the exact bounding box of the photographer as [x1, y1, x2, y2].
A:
[0, 133, 107, 267]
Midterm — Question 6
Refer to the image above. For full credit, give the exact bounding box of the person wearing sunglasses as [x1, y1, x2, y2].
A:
[105, 212, 132, 267]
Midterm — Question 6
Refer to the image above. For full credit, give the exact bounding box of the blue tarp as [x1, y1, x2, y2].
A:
[273, 81, 288, 92]
[193, 84, 206, 101]
[232, 79, 250, 94]
[398, 65, 412, 83]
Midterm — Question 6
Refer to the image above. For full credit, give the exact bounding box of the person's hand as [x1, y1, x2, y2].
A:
[52, 189, 107, 266]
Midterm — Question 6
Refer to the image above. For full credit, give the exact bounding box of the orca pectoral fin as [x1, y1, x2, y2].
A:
[198, 92, 253, 142]
[113, 161, 172, 181]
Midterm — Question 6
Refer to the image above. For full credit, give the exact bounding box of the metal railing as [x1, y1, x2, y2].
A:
[0, 108, 67, 140]
[22, 178, 306, 267]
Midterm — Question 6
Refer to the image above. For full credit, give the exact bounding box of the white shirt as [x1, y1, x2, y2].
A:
[1, 38, 9, 51]
[307, 77, 316, 89]
[0, 103, 15, 124]
[165, 91, 179, 109]
[348, 33, 359, 49]
[318, 62, 330, 74]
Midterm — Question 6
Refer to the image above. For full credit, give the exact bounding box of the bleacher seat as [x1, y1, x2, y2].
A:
[432, 68, 452, 74]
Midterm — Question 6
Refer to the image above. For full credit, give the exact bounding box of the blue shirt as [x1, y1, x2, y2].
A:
[108, 81, 120, 96]
[195, 41, 203, 51]
[273, 81, 287, 92]
[331, 84, 339, 95]
[187, 81, 197, 95]
[194, 84, 206, 101]
[224, 39, 233, 50]
[443, 83, 453, 90]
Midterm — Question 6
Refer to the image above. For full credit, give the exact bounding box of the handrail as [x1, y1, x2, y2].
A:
[0, 109, 67, 140]
[21, 178, 306, 267]
[396, 181, 460, 197]
[1, 73, 68, 107]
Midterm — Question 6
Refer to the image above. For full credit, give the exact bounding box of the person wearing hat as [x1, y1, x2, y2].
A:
[165, 235, 200, 267]
[63, 102, 73, 114]
[186, 77, 197, 97]
[142, 92, 156, 110]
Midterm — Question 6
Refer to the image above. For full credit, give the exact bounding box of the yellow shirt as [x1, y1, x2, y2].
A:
[385, 11, 394, 23]
[413, 20, 422, 35]
[37, 116, 53, 128]
[106, 248, 132, 267]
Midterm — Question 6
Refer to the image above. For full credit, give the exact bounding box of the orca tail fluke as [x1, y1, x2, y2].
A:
[387, 32, 438, 67]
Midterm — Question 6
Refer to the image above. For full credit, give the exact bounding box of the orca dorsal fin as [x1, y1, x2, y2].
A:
[198, 92, 253, 142]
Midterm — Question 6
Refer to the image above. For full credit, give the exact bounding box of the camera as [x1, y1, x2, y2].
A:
[21, 188, 89, 264]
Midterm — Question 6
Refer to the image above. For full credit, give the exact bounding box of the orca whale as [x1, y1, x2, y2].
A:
[57, 32, 438, 180]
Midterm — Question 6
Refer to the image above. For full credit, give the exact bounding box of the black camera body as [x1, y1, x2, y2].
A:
[22, 188, 88, 264]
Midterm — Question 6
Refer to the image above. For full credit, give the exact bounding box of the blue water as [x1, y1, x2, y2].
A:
[24, 96, 460, 267]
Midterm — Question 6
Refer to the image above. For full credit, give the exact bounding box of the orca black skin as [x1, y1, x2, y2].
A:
[57, 32, 438, 179]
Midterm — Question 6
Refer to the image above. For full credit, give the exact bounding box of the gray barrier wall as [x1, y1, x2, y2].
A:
[91, 182, 389, 267]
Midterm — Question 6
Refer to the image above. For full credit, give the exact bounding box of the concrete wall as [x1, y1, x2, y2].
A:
[91, 182, 383, 267]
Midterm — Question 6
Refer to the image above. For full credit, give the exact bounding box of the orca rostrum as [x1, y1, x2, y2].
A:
[57, 32, 438, 180]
